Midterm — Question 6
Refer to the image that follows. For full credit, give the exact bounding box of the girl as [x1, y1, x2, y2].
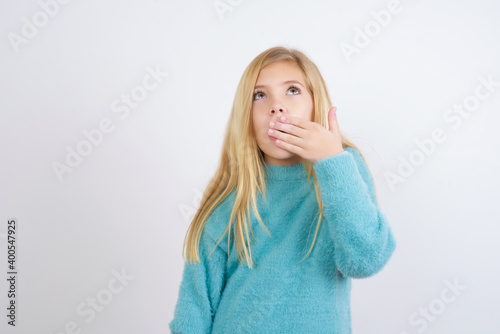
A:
[169, 46, 396, 333]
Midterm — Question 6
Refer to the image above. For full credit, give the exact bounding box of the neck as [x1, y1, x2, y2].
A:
[263, 160, 308, 181]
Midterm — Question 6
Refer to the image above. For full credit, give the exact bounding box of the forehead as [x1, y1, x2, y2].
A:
[255, 61, 305, 85]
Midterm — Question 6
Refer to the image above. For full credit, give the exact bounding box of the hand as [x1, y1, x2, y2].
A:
[268, 106, 344, 164]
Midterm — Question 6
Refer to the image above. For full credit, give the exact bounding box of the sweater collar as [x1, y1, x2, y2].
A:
[263, 161, 309, 181]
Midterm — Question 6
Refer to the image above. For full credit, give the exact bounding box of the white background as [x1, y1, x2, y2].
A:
[1, 0, 499, 333]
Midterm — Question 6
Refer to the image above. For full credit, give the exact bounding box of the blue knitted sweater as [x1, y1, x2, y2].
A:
[169, 147, 396, 333]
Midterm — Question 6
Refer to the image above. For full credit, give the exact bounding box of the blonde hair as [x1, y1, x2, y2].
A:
[182, 46, 375, 268]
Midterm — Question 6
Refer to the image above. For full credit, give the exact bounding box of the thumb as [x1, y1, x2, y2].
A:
[328, 106, 338, 133]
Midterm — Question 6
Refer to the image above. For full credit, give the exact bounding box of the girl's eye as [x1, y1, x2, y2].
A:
[287, 86, 300, 95]
[253, 85, 301, 100]
[253, 91, 265, 100]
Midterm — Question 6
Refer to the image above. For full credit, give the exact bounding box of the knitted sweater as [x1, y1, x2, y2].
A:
[169, 147, 396, 333]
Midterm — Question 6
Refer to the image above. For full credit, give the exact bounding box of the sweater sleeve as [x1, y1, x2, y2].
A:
[169, 229, 227, 333]
[312, 147, 396, 279]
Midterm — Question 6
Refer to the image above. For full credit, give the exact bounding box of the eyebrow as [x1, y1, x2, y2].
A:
[254, 80, 304, 90]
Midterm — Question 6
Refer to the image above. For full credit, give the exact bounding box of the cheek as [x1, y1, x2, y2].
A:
[251, 112, 265, 139]
[295, 101, 314, 119]
[252, 110, 267, 128]
[303, 100, 314, 120]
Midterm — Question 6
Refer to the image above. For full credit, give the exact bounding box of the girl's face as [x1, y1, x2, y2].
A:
[251, 61, 314, 166]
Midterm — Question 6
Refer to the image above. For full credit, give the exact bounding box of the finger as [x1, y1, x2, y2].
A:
[268, 128, 304, 148]
[279, 115, 312, 130]
[271, 119, 307, 138]
[275, 137, 305, 155]
[328, 106, 340, 133]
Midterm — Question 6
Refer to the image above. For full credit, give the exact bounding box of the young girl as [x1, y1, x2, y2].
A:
[169, 46, 396, 333]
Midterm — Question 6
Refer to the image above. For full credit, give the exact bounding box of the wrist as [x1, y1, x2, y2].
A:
[311, 149, 346, 165]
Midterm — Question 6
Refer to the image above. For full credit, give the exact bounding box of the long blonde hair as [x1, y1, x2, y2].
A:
[182, 46, 375, 268]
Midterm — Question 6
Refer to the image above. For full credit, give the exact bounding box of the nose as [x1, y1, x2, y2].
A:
[269, 95, 286, 116]
[270, 107, 284, 115]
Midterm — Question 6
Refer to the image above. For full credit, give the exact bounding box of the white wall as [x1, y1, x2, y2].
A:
[1, 0, 499, 333]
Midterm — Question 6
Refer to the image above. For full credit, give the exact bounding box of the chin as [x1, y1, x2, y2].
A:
[264, 148, 298, 161]
[257, 138, 295, 161]
[263, 145, 290, 157]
